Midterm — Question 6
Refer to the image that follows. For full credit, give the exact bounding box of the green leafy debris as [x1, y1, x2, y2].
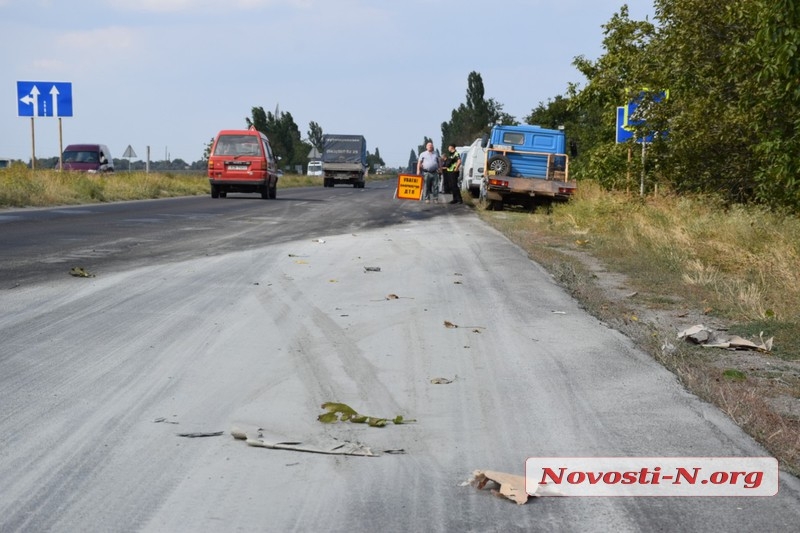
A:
[317, 402, 415, 427]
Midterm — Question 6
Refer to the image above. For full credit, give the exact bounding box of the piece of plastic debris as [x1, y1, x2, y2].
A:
[364, 266, 381, 272]
[551, 311, 567, 315]
[231, 427, 383, 457]
[247, 437, 376, 456]
[444, 321, 458, 328]
[176, 431, 224, 438]
[153, 417, 179, 425]
[69, 266, 95, 278]
[386, 294, 399, 300]
[312, 239, 326, 243]
[430, 377, 454, 385]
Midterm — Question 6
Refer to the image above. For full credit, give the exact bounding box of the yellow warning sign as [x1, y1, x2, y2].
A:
[396, 174, 423, 201]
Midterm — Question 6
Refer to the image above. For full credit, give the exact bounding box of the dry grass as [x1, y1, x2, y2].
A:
[475, 181, 800, 475]
[0, 168, 210, 207]
[0, 167, 383, 208]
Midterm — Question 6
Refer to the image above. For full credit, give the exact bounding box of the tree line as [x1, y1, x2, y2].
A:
[433, 2, 800, 210]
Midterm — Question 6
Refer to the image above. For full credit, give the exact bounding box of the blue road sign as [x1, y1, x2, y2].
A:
[616, 106, 634, 143]
[619, 90, 668, 144]
[17, 81, 73, 117]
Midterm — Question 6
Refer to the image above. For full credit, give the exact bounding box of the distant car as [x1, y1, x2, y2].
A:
[61, 144, 114, 173]
[207, 126, 280, 199]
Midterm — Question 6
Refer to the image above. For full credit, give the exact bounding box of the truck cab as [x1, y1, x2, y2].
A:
[481, 124, 576, 210]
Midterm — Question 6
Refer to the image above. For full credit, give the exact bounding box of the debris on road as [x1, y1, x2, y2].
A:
[380, 293, 413, 300]
[231, 427, 405, 457]
[677, 325, 773, 352]
[176, 431, 224, 438]
[69, 266, 95, 278]
[312, 238, 326, 244]
[317, 402, 415, 427]
[364, 266, 381, 272]
[464, 470, 530, 505]
[443, 320, 486, 330]
[464, 470, 563, 504]
[153, 417, 179, 425]
[430, 377, 454, 385]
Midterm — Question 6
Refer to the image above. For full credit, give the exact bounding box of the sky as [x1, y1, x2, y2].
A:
[0, 0, 655, 168]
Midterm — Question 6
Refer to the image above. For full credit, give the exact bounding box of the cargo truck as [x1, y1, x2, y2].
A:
[481, 124, 576, 210]
[321, 134, 367, 188]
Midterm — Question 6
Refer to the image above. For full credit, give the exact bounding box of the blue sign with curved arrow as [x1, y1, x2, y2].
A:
[17, 81, 73, 117]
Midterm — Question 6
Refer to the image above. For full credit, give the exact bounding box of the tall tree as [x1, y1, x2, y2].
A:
[649, 0, 759, 200]
[247, 107, 309, 170]
[366, 148, 385, 172]
[307, 121, 324, 153]
[736, 0, 800, 207]
[440, 71, 515, 149]
[567, 6, 656, 189]
[464, 71, 492, 136]
[407, 149, 418, 172]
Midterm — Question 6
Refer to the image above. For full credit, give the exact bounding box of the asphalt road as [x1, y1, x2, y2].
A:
[1, 181, 799, 532]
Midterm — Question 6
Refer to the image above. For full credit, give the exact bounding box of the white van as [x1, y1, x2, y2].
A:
[307, 160, 323, 176]
[460, 137, 486, 198]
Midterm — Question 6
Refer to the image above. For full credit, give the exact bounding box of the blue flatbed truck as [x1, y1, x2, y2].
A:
[481, 124, 576, 210]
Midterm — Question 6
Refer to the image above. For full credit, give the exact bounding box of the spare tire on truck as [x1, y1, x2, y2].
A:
[487, 155, 511, 176]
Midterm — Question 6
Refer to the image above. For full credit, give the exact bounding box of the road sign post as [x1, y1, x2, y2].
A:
[16, 81, 74, 169]
[616, 90, 668, 196]
[122, 145, 137, 171]
[395, 174, 423, 201]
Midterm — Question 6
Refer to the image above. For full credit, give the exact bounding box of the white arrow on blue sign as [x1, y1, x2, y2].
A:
[17, 81, 73, 117]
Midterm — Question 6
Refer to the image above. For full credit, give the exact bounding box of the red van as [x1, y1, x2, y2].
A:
[207, 127, 279, 199]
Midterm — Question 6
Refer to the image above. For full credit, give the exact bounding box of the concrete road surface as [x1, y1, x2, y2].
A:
[1, 182, 798, 532]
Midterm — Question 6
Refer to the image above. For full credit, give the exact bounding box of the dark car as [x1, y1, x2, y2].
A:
[61, 144, 114, 173]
